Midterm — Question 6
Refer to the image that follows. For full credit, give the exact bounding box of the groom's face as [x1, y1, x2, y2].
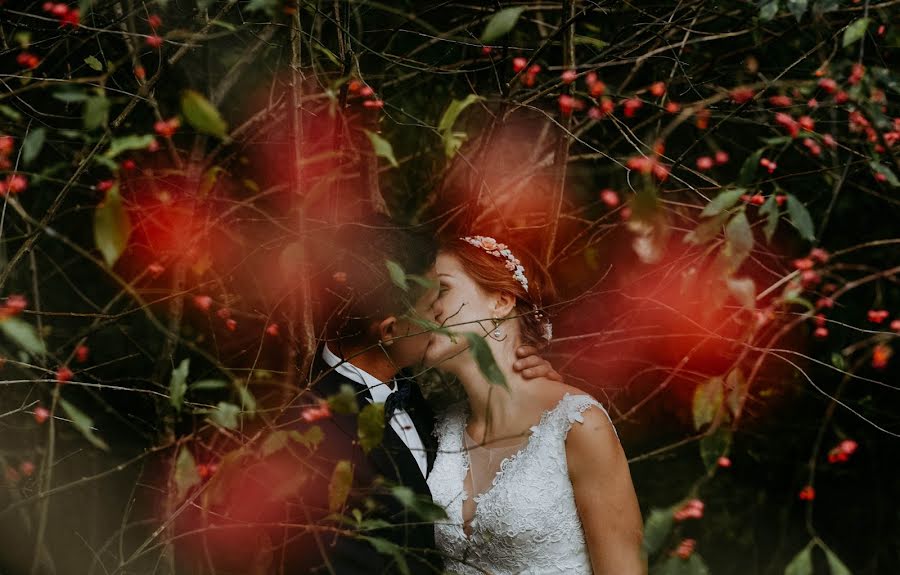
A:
[384, 267, 440, 368]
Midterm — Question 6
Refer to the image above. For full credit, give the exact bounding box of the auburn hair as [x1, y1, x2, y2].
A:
[441, 237, 556, 346]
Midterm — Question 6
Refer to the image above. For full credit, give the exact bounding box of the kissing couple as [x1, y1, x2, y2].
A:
[198, 214, 644, 575]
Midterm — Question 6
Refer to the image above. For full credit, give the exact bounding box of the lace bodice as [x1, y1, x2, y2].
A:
[426, 393, 618, 574]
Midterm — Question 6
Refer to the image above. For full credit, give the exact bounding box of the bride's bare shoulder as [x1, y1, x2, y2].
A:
[529, 380, 595, 411]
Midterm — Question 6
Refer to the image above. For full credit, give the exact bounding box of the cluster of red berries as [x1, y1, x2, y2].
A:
[695, 150, 730, 171]
[0, 294, 27, 319]
[154, 117, 181, 138]
[42, 2, 80, 27]
[673, 498, 704, 521]
[673, 538, 696, 560]
[626, 155, 670, 182]
[17, 52, 41, 70]
[146, 14, 164, 48]
[347, 79, 383, 109]
[827, 439, 858, 464]
[512, 57, 542, 87]
[301, 401, 332, 423]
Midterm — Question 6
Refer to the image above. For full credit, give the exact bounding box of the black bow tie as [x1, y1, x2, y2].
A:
[383, 377, 412, 422]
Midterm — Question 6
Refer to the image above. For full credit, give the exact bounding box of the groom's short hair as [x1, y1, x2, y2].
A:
[321, 214, 437, 345]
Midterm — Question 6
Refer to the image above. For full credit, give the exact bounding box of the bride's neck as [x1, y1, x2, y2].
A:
[452, 336, 524, 432]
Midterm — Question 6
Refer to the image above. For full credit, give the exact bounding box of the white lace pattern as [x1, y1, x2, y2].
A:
[427, 393, 618, 574]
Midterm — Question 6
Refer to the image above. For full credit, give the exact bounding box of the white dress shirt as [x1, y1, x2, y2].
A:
[321, 344, 428, 478]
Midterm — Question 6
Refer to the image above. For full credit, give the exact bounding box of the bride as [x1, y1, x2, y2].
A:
[422, 235, 646, 575]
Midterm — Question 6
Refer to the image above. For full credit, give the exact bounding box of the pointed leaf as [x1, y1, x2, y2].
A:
[168, 358, 190, 411]
[0, 317, 47, 356]
[480, 7, 524, 43]
[327, 384, 360, 414]
[727, 276, 756, 309]
[722, 212, 754, 271]
[684, 211, 729, 245]
[189, 379, 229, 390]
[103, 134, 155, 159]
[759, 194, 780, 243]
[842, 18, 869, 48]
[787, 0, 808, 22]
[786, 194, 816, 241]
[737, 149, 764, 186]
[785, 544, 814, 575]
[824, 547, 852, 575]
[869, 162, 899, 187]
[93, 184, 132, 267]
[84, 95, 110, 130]
[22, 127, 46, 165]
[289, 425, 324, 450]
[438, 94, 484, 133]
[462, 333, 507, 390]
[641, 507, 674, 556]
[174, 445, 201, 499]
[328, 460, 353, 512]
[181, 89, 229, 140]
[725, 368, 749, 420]
[364, 129, 399, 168]
[357, 402, 385, 453]
[209, 401, 240, 429]
[700, 188, 746, 217]
[693, 377, 724, 431]
[59, 398, 109, 451]
[700, 426, 732, 471]
[385, 259, 409, 291]
[84, 55, 103, 71]
[759, 0, 779, 21]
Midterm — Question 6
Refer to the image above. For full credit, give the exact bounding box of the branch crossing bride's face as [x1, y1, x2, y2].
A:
[423, 251, 496, 371]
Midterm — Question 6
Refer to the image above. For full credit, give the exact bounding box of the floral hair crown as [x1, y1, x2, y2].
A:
[459, 235, 553, 342]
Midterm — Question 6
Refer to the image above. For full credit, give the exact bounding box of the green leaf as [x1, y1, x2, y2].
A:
[725, 368, 749, 420]
[168, 358, 190, 411]
[869, 162, 899, 187]
[391, 486, 448, 521]
[700, 188, 746, 217]
[830, 352, 846, 371]
[0, 317, 47, 357]
[726, 276, 756, 309]
[103, 134, 156, 159]
[692, 377, 724, 431]
[683, 211, 729, 245]
[180, 89, 229, 140]
[443, 131, 468, 158]
[261, 430, 292, 457]
[59, 397, 109, 451]
[93, 184, 132, 267]
[759, 194, 780, 243]
[237, 384, 256, 415]
[83, 95, 110, 130]
[328, 460, 353, 512]
[357, 402, 385, 453]
[823, 546, 852, 575]
[385, 259, 409, 291]
[289, 425, 324, 450]
[22, 127, 46, 165]
[209, 401, 240, 429]
[641, 507, 674, 556]
[438, 94, 484, 133]
[364, 129, 399, 168]
[787, 0, 808, 22]
[785, 194, 816, 241]
[84, 55, 103, 71]
[480, 7, 524, 43]
[737, 149, 765, 186]
[189, 379, 229, 390]
[759, 0, 779, 21]
[174, 445, 201, 499]
[327, 383, 360, 414]
[462, 333, 508, 390]
[722, 212, 754, 271]
[0, 104, 23, 121]
[784, 544, 813, 575]
[842, 18, 869, 48]
[53, 91, 90, 103]
[700, 426, 732, 471]
[360, 536, 410, 575]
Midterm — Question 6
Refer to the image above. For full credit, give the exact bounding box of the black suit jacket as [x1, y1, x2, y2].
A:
[266, 356, 443, 574]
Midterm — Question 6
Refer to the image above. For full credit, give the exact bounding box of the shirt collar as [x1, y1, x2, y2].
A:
[321, 343, 394, 403]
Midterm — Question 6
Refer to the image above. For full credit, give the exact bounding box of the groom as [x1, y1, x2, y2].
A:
[196, 216, 559, 574]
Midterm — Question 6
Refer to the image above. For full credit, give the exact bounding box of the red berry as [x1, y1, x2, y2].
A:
[798, 116, 815, 132]
[75, 345, 89, 363]
[834, 90, 849, 104]
[146, 35, 163, 48]
[193, 295, 212, 312]
[817, 78, 837, 94]
[890, 319, 900, 332]
[134, 65, 146, 80]
[872, 344, 891, 369]
[512, 57, 527, 73]
[807, 98, 819, 109]
[867, 309, 889, 324]
[730, 87, 755, 104]
[622, 98, 643, 118]
[147, 262, 165, 277]
[3, 294, 28, 315]
[675, 539, 696, 560]
[363, 99, 384, 109]
[527, 64, 541, 76]
[266, 323, 280, 337]
[359, 86, 374, 97]
[714, 150, 729, 164]
[560, 70, 577, 84]
[768, 95, 793, 107]
[121, 159, 136, 171]
[332, 271, 347, 283]
[599, 189, 620, 207]
[813, 326, 829, 339]
[664, 101, 681, 113]
[147, 14, 162, 29]
[34, 406, 50, 424]
[301, 402, 332, 423]
[649, 81, 666, 97]
[695, 156, 714, 171]
[19, 461, 35, 477]
[481, 45, 492, 55]
[717, 456, 731, 468]
[225, 318, 237, 332]
[56, 366, 73, 384]
[798, 485, 815, 500]
[695, 108, 709, 129]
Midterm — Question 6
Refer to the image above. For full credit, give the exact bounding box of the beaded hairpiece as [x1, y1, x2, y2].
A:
[459, 235, 553, 341]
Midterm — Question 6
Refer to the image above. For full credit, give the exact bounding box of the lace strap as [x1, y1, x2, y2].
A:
[552, 393, 620, 440]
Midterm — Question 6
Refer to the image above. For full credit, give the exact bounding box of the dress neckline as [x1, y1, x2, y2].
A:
[458, 392, 585, 539]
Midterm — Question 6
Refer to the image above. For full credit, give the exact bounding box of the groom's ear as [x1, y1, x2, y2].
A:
[377, 316, 398, 346]
[493, 291, 516, 318]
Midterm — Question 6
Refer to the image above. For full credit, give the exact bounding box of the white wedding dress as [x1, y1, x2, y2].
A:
[427, 393, 619, 574]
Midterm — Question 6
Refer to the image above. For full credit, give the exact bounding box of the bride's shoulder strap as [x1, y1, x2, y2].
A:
[432, 400, 467, 440]
[551, 393, 619, 440]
